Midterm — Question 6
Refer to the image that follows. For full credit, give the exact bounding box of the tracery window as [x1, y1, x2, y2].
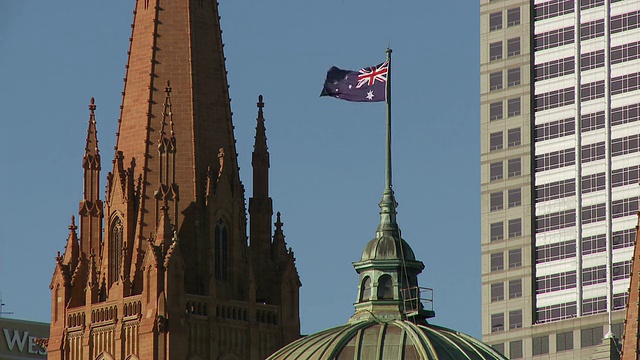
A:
[215, 220, 228, 280]
[110, 217, 124, 285]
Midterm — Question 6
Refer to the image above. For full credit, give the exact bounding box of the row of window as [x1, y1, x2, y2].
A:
[490, 218, 522, 241]
[535, 41, 640, 81]
[490, 158, 521, 181]
[494, 324, 624, 358]
[534, 0, 624, 22]
[489, 38, 521, 61]
[535, 228, 635, 263]
[535, 135, 640, 173]
[536, 270, 576, 294]
[490, 279, 523, 302]
[490, 188, 522, 211]
[534, 10, 640, 52]
[490, 97, 521, 120]
[489, 127, 521, 151]
[536, 301, 576, 323]
[489, 67, 520, 91]
[490, 248, 522, 271]
[489, 8, 520, 31]
[536, 197, 639, 233]
[534, 102, 640, 142]
[490, 309, 522, 333]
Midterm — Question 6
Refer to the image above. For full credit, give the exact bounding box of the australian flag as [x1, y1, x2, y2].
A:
[320, 61, 388, 102]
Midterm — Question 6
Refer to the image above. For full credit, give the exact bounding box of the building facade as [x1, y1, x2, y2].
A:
[47, 1, 300, 359]
[481, 0, 640, 358]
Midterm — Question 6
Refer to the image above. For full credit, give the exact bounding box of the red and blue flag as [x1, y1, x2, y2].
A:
[320, 61, 388, 102]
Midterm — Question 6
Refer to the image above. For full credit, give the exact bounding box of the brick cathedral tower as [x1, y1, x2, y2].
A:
[47, 1, 300, 359]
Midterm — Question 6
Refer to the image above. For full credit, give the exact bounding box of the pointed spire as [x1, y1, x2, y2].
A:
[62, 216, 80, 268]
[253, 95, 268, 158]
[272, 212, 287, 257]
[158, 80, 176, 154]
[155, 201, 173, 250]
[83, 98, 101, 172]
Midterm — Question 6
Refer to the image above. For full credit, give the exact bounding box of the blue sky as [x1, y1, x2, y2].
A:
[0, 1, 481, 337]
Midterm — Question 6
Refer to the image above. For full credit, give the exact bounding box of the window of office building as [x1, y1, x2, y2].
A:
[581, 80, 605, 102]
[612, 103, 640, 126]
[535, 87, 575, 111]
[508, 97, 521, 116]
[612, 72, 640, 95]
[581, 50, 605, 71]
[509, 279, 522, 299]
[491, 313, 504, 333]
[581, 111, 605, 132]
[507, 68, 520, 86]
[613, 228, 635, 249]
[491, 282, 504, 302]
[581, 19, 605, 41]
[532, 335, 549, 355]
[534, 0, 574, 21]
[490, 71, 502, 91]
[490, 41, 503, 61]
[509, 340, 523, 359]
[536, 240, 576, 263]
[612, 197, 640, 219]
[508, 158, 521, 177]
[581, 142, 605, 163]
[582, 203, 606, 224]
[581, 326, 603, 348]
[492, 343, 505, 356]
[613, 293, 629, 310]
[508, 188, 521, 208]
[536, 178, 576, 202]
[534, 117, 575, 141]
[611, 10, 640, 34]
[536, 302, 577, 323]
[612, 134, 640, 157]
[508, 219, 522, 238]
[491, 252, 504, 272]
[490, 101, 503, 120]
[507, 128, 520, 147]
[536, 209, 576, 233]
[490, 191, 503, 211]
[490, 161, 503, 181]
[535, 148, 575, 172]
[557, 331, 574, 352]
[612, 41, 640, 65]
[582, 173, 605, 194]
[490, 222, 504, 241]
[581, 0, 604, 10]
[583, 296, 607, 315]
[536, 271, 577, 294]
[490, 131, 503, 151]
[582, 265, 606, 286]
[582, 234, 606, 255]
[507, 38, 520, 57]
[507, 7, 520, 26]
[613, 260, 632, 281]
[535, 57, 574, 81]
[535, 26, 574, 50]
[509, 248, 522, 268]
[489, 11, 502, 31]
[509, 310, 522, 329]
[612, 165, 640, 188]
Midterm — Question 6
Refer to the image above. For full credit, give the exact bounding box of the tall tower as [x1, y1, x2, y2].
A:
[481, 0, 640, 358]
[47, 1, 300, 359]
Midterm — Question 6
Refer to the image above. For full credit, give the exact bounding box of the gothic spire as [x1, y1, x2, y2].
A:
[621, 213, 640, 359]
[62, 216, 80, 270]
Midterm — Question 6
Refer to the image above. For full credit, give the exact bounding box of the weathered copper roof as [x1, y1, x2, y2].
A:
[360, 235, 416, 262]
[267, 319, 507, 360]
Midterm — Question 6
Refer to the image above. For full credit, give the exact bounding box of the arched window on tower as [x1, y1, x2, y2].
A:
[377, 275, 394, 300]
[215, 220, 228, 280]
[109, 216, 124, 285]
[360, 276, 372, 302]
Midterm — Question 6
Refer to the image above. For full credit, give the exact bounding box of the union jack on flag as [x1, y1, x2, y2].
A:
[320, 60, 388, 102]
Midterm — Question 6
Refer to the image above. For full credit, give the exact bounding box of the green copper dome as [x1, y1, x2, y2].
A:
[361, 235, 416, 261]
[266, 319, 507, 360]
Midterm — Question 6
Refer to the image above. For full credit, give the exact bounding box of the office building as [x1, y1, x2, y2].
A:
[481, 0, 640, 358]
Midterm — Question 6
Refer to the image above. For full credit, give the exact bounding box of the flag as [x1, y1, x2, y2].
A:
[320, 61, 388, 102]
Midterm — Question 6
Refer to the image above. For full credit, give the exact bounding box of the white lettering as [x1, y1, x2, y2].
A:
[3, 328, 28, 352]
[28, 336, 38, 354]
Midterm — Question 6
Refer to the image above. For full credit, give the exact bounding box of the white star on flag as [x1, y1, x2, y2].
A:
[366, 90, 375, 100]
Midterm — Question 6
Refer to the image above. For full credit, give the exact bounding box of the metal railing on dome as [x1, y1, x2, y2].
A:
[401, 286, 434, 318]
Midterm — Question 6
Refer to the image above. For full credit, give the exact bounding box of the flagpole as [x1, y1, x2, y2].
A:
[385, 48, 392, 190]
